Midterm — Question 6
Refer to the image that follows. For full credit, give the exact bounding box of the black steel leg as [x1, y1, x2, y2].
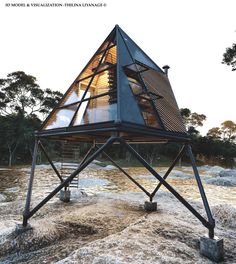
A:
[95, 145, 151, 197]
[79, 144, 97, 167]
[23, 136, 116, 224]
[118, 138, 214, 232]
[23, 140, 39, 227]
[187, 145, 215, 238]
[23, 136, 215, 238]
[150, 144, 187, 201]
[38, 141, 64, 183]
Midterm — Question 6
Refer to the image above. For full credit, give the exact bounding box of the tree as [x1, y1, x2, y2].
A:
[0, 114, 41, 166]
[180, 108, 206, 135]
[180, 108, 191, 120]
[221, 120, 236, 142]
[0, 71, 62, 118]
[222, 43, 236, 71]
[188, 112, 206, 127]
[0, 71, 63, 166]
[207, 127, 222, 139]
[0, 115, 20, 166]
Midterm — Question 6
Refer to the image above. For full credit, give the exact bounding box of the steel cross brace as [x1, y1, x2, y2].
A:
[115, 137, 215, 238]
[94, 144, 151, 197]
[23, 136, 215, 238]
[23, 136, 116, 227]
[150, 144, 188, 201]
[38, 140, 64, 183]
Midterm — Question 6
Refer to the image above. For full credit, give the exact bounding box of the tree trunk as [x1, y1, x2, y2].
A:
[8, 152, 12, 167]
[7, 141, 18, 167]
[149, 146, 156, 166]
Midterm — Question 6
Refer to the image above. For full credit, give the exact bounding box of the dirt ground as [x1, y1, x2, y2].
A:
[0, 166, 236, 263]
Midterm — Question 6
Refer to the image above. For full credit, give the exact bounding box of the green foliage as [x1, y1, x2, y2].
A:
[180, 109, 236, 167]
[0, 71, 63, 166]
[221, 120, 236, 142]
[0, 70, 235, 168]
[180, 108, 206, 135]
[192, 136, 236, 167]
[207, 127, 221, 139]
[0, 114, 41, 165]
[222, 43, 236, 71]
[206, 121, 236, 142]
[0, 71, 62, 118]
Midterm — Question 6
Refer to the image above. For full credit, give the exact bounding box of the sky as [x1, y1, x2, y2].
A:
[0, 0, 235, 135]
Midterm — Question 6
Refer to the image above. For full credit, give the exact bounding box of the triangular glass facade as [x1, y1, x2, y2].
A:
[43, 31, 118, 130]
[41, 25, 186, 135]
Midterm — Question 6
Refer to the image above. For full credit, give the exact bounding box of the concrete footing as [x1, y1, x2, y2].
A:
[144, 201, 157, 211]
[15, 224, 32, 235]
[200, 235, 224, 262]
[59, 189, 71, 202]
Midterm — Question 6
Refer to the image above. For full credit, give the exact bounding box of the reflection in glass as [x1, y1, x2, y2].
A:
[44, 104, 78, 130]
[43, 41, 117, 130]
[136, 97, 160, 128]
[121, 30, 159, 71]
[128, 77, 143, 95]
[73, 66, 117, 125]
[73, 92, 90, 125]
[62, 81, 90, 106]
[126, 62, 148, 73]
[79, 45, 117, 80]
[73, 95, 117, 126]
[125, 68, 160, 129]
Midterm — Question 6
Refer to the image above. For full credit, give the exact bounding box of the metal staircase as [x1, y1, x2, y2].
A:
[61, 141, 80, 188]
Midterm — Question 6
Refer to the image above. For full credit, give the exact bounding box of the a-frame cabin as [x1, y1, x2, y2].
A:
[23, 25, 215, 243]
[38, 25, 187, 143]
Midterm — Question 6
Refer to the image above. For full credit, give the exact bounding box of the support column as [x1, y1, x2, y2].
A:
[186, 145, 224, 261]
[118, 138, 213, 231]
[22, 136, 116, 223]
[39, 141, 63, 182]
[22, 139, 39, 227]
[150, 144, 187, 201]
[187, 145, 215, 238]
[95, 145, 151, 198]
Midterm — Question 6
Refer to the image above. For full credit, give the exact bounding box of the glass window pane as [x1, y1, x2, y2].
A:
[78, 45, 116, 81]
[124, 68, 160, 129]
[126, 62, 148, 73]
[61, 78, 92, 106]
[104, 45, 116, 65]
[73, 95, 117, 126]
[96, 32, 115, 54]
[97, 41, 112, 54]
[90, 67, 117, 97]
[43, 104, 78, 130]
[136, 97, 160, 128]
[73, 92, 90, 125]
[78, 53, 103, 80]
[128, 79, 143, 95]
[93, 45, 117, 73]
[120, 29, 161, 71]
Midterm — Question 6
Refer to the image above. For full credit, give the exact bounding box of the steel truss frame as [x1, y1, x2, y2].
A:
[23, 136, 215, 238]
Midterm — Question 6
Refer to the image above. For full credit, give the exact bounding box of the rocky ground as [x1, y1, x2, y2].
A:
[0, 165, 236, 263]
